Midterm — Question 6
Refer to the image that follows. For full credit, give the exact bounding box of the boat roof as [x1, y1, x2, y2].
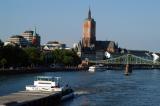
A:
[36, 76, 53, 81]
[35, 76, 62, 81]
[37, 76, 53, 79]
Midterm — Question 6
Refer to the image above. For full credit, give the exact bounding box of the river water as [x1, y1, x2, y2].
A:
[0, 70, 160, 106]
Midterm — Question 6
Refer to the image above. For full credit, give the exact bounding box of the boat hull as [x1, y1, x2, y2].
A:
[26, 86, 63, 92]
[61, 88, 74, 101]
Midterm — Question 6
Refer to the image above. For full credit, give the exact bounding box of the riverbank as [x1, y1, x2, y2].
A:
[0, 66, 88, 75]
[0, 65, 160, 75]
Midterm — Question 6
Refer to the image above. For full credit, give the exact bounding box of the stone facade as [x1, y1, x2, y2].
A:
[82, 8, 96, 48]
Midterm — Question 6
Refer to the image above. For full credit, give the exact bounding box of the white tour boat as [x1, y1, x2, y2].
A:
[88, 66, 96, 72]
[26, 76, 63, 92]
[88, 64, 106, 72]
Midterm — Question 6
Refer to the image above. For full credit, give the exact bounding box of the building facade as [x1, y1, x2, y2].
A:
[4, 35, 28, 47]
[22, 28, 40, 47]
[22, 31, 34, 45]
[5, 28, 41, 48]
[82, 8, 96, 48]
[43, 41, 66, 51]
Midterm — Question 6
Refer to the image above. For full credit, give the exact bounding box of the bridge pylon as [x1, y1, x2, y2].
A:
[124, 64, 132, 75]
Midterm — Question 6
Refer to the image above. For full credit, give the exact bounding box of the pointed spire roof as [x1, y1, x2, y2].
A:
[88, 7, 91, 19]
[33, 26, 36, 36]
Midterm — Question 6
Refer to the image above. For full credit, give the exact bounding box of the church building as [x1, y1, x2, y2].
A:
[77, 8, 118, 60]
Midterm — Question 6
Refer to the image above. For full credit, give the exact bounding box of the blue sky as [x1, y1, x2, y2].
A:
[0, 0, 160, 52]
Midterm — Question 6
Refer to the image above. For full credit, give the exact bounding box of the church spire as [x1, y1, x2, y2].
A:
[33, 26, 36, 36]
[88, 7, 91, 19]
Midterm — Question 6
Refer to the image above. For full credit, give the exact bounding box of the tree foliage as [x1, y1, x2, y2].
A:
[51, 49, 81, 66]
[0, 39, 4, 47]
[23, 47, 41, 66]
[0, 45, 28, 67]
[0, 58, 7, 69]
[0, 46, 81, 68]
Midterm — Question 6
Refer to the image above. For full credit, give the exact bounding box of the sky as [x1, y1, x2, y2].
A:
[0, 0, 160, 52]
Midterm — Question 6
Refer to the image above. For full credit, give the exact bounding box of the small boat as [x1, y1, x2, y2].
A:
[88, 66, 96, 72]
[88, 64, 106, 72]
[26, 76, 64, 92]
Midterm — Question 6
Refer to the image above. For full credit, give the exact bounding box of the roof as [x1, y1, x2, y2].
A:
[126, 50, 151, 57]
[47, 41, 60, 44]
[23, 30, 34, 33]
[36, 76, 53, 81]
[36, 76, 53, 79]
[155, 53, 160, 57]
[96, 40, 116, 50]
[10, 35, 24, 39]
[127, 50, 149, 54]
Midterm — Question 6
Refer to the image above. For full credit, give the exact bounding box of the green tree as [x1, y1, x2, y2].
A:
[52, 49, 63, 64]
[23, 47, 41, 67]
[0, 45, 29, 67]
[39, 52, 45, 64]
[70, 50, 81, 65]
[51, 49, 81, 66]
[63, 56, 73, 66]
[0, 58, 7, 69]
[0, 39, 4, 47]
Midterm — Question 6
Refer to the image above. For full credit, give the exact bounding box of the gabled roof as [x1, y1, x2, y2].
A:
[126, 50, 152, 58]
[96, 40, 116, 50]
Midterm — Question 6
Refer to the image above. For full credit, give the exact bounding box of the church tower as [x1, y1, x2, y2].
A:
[82, 8, 96, 48]
[32, 27, 41, 47]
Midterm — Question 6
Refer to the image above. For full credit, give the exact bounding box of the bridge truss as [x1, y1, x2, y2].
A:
[92, 54, 160, 65]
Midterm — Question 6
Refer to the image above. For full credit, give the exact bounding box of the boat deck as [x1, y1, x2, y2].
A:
[0, 91, 60, 106]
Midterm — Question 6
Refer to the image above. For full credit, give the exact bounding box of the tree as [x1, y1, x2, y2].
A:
[63, 56, 73, 66]
[51, 49, 81, 66]
[52, 49, 63, 64]
[23, 47, 41, 67]
[39, 52, 45, 64]
[0, 58, 7, 69]
[0, 39, 4, 47]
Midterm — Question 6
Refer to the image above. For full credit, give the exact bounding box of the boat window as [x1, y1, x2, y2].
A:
[36, 76, 53, 81]
[38, 82, 52, 84]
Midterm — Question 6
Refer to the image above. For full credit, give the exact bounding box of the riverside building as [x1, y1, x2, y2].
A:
[4, 35, 28, 47]
[43, 41, 66, 51]
[22, 28, 40, 47]
[5, 28, 41, 48]
[76, 8, 118, 60]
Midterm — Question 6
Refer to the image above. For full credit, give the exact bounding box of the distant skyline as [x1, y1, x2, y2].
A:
[0, 0, 160, 52]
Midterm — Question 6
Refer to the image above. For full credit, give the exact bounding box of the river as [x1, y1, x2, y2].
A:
[0, 69, 160, 106]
